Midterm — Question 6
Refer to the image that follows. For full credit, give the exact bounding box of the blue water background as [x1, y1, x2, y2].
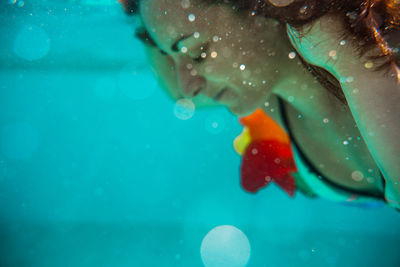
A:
[0, 1, 399, 266]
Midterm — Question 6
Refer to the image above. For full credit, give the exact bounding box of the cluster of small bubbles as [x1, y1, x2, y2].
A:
[351, 171, 364, 181]
[240, 64, 246, 70]
[251, 148, 258, 155]
[174, 99, 195, 120]
[343, 140, 349, 145]
[340, 40, 346, 46]
[232, 62, 238, 68]
[181, 0, 190, 8]
[288, 96, 295, 102]
[194, 32, 200, 39]
[210, 51, 218, 58]
[364, 61, 374, 69]
[323, 118, 329, 123]
[329, 50, 337, 59]
[352, 88, 359, 94]
[213, 36, 219, 42]
[180, 46, 188, 53]
[264, 101, 269, 107]
[265, 176, 272, 182]
[288, 51, 296, 59]
[188, 13, 196, 22]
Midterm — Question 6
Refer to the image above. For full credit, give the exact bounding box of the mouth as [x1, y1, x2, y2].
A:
[213, 88, 228, 101]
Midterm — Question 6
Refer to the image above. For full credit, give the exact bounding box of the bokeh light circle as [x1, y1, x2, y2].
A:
[1, 122, 38, 160]
[174, 99, 195, 120]
[200, 225, 251, 267]
[13, 25, 50, 61]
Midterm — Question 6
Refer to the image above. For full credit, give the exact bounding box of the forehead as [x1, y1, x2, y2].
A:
[139, 0, 230, 48]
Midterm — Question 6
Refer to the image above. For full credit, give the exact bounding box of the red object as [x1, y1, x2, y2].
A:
[240, 139, 297, 197]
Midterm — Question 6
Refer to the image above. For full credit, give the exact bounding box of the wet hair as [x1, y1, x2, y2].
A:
[120, 0, 400, 104]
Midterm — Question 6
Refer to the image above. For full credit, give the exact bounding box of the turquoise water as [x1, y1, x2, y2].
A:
[0, 1, 400, 266]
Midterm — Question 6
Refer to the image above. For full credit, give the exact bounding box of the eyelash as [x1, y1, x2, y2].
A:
[193, 45, 208, 63]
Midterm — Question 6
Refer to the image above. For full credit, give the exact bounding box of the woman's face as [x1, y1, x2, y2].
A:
[140, 0, 287, 115]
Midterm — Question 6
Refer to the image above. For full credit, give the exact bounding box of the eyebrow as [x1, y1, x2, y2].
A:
[171, 34, 193, 52]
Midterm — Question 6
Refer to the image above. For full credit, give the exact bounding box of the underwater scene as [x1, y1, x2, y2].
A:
[1, 0, 400, 266]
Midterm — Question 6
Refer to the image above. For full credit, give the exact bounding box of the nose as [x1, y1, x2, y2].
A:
[176, 61, 207, 98]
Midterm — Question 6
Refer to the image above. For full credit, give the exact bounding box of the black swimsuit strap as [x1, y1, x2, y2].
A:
[277, 97, 385, 200]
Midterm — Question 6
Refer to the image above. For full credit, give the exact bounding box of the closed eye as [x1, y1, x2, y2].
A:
[193, 44, 208, 63]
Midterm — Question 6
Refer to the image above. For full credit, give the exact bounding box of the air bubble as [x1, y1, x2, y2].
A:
[188, 14, 196, 22]
[174, 99, 195, 120]
[351, 171, 364, 181]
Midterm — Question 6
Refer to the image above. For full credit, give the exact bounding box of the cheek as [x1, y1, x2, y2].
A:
[145, 48, 181, 99]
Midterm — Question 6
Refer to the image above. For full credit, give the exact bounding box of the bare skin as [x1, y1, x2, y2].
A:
[138, 0, 399, 205]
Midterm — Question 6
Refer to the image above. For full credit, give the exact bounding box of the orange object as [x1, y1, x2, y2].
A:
[237, 108, 297, 197]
